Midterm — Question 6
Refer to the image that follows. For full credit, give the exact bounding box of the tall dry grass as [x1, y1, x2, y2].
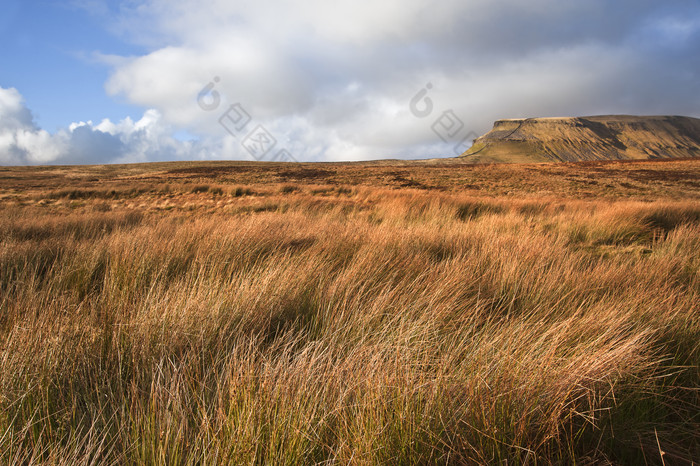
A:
[0, 187, 698, 464]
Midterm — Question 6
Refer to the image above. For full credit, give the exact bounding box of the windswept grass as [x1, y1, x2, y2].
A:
[0, 160, 698, 464]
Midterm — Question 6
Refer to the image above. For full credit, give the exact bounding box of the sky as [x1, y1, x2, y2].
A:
[1, 0, 700, 165]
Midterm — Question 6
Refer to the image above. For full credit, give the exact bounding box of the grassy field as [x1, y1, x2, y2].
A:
[0, 159, 698, 464]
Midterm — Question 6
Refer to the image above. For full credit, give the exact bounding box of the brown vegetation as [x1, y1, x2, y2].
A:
[0, 159, 698, 464]
[461, 116, 700, 163]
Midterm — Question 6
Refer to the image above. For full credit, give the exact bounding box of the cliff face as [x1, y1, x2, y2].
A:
[460, 115, 700, 163]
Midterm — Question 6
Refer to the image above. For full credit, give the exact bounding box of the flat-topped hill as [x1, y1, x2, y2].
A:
[460, 115, 700, 163]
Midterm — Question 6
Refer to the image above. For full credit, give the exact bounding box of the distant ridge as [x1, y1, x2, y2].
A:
[460, 115, 700, 163]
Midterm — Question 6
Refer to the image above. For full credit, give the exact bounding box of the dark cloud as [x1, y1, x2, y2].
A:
[65, 125, 126, 165]
[3, 1, 700, 164]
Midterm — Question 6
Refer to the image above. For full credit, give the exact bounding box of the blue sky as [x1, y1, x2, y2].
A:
[1, 0, 700, 165]
[0, 0, 144, 131]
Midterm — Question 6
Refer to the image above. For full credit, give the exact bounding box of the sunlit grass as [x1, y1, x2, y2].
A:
[0, 161, 698, 464]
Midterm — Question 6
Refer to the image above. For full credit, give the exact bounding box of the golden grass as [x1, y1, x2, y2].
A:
[0, 159, 698, 464]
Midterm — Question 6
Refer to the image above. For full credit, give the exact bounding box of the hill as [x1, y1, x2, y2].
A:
[460, 115, 700, 163]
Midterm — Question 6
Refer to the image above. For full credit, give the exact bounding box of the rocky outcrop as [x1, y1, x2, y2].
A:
[460, 115, 700, 163]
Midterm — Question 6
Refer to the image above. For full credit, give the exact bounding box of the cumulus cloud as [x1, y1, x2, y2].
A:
[4, 0, 700, 164]
[0, 87, 65, 164]
[0, 87, 35, 131]
[0, 86, 238, 165]
[89, 0, 700, 162]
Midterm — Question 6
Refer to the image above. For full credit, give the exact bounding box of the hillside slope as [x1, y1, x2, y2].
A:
[460, 115, 700, 163]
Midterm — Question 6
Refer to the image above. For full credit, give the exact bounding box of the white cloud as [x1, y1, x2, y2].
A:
[0, 86, 240, 165]
[0, 87, 36, 132]
[3, 1, 700, 164]
[87, 0, 699, 162]
[0, 87, 60, 165]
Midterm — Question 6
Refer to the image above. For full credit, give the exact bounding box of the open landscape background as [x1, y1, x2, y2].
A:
[0, 159, 698, 464]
